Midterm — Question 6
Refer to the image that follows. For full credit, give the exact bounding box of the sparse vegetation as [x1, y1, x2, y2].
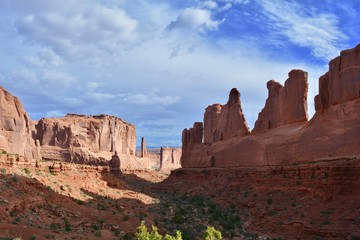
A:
[203, 226, 222, 240]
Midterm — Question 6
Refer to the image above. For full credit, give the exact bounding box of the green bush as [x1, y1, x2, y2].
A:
[135, 221, 182, 240]
[203, 226, 222, 240]
[134, 221, 222, 240]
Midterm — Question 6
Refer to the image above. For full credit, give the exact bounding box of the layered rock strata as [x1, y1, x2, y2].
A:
[35, 114, 136, 164]
[181, 44, 360, 168]
[0, 87, 40, 160]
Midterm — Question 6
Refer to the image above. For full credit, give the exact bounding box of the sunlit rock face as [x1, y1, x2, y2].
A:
[0, 86, 40, 160]
[35, 114, 136, 164]
[181, 44, 360, 168]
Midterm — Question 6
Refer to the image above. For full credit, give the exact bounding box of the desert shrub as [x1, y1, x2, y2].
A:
[203, 226, 222, 240]
[12, 174, 18, 183]
[123, 214, 129, 221]
[64, 218, 72, 232]
[22, 168, 31, 175]
[135, 221, 182, 240]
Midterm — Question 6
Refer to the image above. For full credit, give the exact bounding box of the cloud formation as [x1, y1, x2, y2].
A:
[16, 6, 138, 59]
[257, 0, 347, 60]
[0, 0, 358, 147]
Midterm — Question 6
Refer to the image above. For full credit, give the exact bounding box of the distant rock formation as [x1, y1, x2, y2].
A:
[160, 147, 181, 172]
[141, 137, 147, 158]
[253, 70, 308, 133]
[0, 87, 41, 160]
[35, 114, 136, 164]
[181, 44, 360, 168]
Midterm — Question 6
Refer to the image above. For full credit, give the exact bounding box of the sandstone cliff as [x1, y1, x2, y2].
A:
[35, 114, 137, 165]
[204, 88, 250, 143]
[159, 147, 181, 172]
[253, 70, 308, 133]
[181, 44, 360, 168]
[0, 86, 40, 160]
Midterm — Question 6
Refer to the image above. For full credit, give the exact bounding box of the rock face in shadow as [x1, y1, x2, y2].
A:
[181, 44, 360, 168]
[35, 114, 136, 164]
[159, 147, 181, 172]
[253, 70, 308, 133]
[0, 87, 41, 160]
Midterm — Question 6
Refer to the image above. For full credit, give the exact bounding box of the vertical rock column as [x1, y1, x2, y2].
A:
[141, 137, 147, 158]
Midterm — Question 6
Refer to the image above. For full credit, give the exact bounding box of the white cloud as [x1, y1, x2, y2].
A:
[122, 88, 181, 106]
[258, 0, 347, 60]
[45, 110, 65, 118]
[167, 8, 222, 32]
[219, 0, 250, 5]
[202, 1, 219, 10]
[16, 5, 138, 59]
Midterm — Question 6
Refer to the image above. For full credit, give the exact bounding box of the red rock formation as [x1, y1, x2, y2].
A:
[35, 114, 136, 164]
[181, 44, 360, 168]
[204, 88, 250, 143]
[160, 147, 181, 172]
[253, 70, 308, 133]
[141, 137, 147, 158]
[315, 44, 360, 110]
[0, 86, 41, 160]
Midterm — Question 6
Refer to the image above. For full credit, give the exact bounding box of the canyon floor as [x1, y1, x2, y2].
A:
[0, 155, 359, 240]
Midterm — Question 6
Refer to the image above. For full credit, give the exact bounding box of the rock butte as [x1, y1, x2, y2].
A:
[0, 89, 150, 169]
[159, 147, 182, 172]
[35, 114, 137, 165]
[181, 44, 360, 168]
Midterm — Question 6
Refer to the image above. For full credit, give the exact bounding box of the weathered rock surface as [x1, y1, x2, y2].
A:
[159, 147, 181, 172]
[253, 70, 308, 133]
[181, 44, 360, 168]
[204, 88, 250, 143]
[140, 137, 147, 158]
[35, 114, 136, 164]
[0, 86, 40, 160]
[315, 44, 360, 110]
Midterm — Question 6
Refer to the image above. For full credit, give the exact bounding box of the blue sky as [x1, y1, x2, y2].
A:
[0, 0, 359, 147]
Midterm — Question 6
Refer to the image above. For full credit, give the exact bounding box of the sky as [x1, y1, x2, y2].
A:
[0, 0, 359, 147]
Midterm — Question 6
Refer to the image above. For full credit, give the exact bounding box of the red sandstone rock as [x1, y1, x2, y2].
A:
[159, 147, 181, 171]
[204, 88, 250, 143]
[35, 114, 136, 164]
[0, 86, 41, 159]
[253, 70, 308, 133]
[141, 137, 147, 158]
[315, 44, 360, 110]
[181, 44, 360, 168]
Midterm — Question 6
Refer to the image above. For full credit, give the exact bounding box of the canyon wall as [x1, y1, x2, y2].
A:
[0, 87, 40, 160]
[181, 44, 360, 168]
[0, 86, 150, 168]
[35, 114, 137, 165]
